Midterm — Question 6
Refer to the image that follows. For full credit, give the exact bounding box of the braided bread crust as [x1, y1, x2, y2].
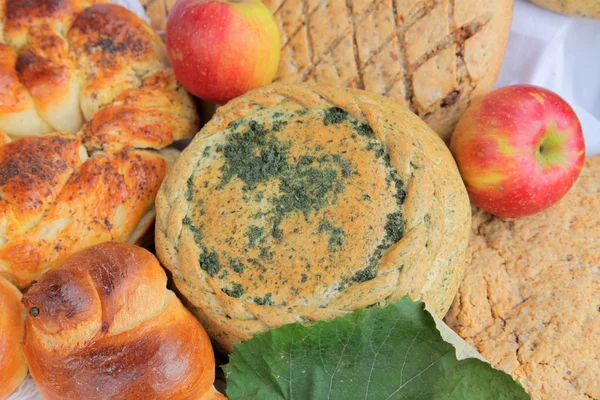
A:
[0, 0, 198, 288]
[156, 83, 471, 352]
[22, 242, 225, 400]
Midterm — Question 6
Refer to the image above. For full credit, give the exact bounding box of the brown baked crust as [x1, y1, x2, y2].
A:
[0, 42, 53, 137]
[144, 0, 513, 141]
[0, 131, 10, 145]
[0, 143, 168, 288]
[156, 82, 471, 352]
[79, 70, 197, 151]
[445, 155, 600, 400]
[0, 1, 198, 289]
[67, 3, 171, 122]
[530, 0, 600, 19]
[21, 242, 225, 400]
[0, 276, 27, 399]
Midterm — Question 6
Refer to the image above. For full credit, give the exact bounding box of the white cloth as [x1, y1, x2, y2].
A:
[8, 1, 600, 399]
[497, 0, 600, 156]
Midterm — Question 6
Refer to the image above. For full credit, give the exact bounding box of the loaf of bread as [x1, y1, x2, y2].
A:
[530, 0, 600, 19]
[156, 83, 471, 352]
[445, 155, 600, 400]
[21, 242, 224, 400]
[142, 0, 513, 141]
[0, 0, 198, 289]
[0, 276, 27, 400]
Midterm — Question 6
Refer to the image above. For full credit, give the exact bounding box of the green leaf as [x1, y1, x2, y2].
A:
[224, 297, 529, 400]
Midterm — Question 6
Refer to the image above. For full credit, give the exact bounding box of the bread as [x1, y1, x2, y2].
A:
[143, 0, 513, 141]
[155, 82, 471, 352]
[0, 276, 27, 400]
[445, 155, 600, 400]
[21, 242, 224, 400]
[142, 0, 175, 31]
[530, 0, 600, 19]
[0, 1, 198, 289]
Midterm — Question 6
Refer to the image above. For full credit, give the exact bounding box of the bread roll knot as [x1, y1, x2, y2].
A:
[22, 242, 225, 400]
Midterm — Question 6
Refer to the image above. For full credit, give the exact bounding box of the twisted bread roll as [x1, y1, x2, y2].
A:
[22, 242, 224, 400]
[0, 276, 26, 400]
[0, 0, 198, 289]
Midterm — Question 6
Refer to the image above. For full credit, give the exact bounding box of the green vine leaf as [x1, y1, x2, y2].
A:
[225, 297, 529, 400]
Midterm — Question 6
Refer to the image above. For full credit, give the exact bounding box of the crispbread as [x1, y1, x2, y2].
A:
[445, 155, 600, 400]
[143, 0, 514, 141]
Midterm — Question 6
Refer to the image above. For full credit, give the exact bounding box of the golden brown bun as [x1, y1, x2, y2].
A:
[22, 242, 225, 400]
[445, 155, 600, 400]
[0, 276, 27, 399]
[0, 1, 198, 289]
[156, 82, 471, 352]
[144, 0, 513, 141]
[0, 134, 169, 288]
[530, 0, 600, 19]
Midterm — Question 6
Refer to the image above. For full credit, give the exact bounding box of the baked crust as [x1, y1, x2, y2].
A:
[530, 0, 600, 19]
[21, 242, 225, 400]
[0, 1, 198, 288]
[0, 276, 26, 399]
[156, 82, 471, 352]
[445, 155, 600, 400]
[144, 0, 513, 141]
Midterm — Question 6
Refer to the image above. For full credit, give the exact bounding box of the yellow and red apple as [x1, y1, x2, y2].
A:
[166, 0, 280, 105]
[450, 85, 585, 219]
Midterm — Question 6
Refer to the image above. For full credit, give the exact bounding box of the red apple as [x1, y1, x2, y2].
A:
[450, 84, 585, 219]
[166, 0, 280, 105]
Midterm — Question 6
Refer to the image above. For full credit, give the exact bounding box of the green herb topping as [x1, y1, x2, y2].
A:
[246, 225, 264, 248]
[254, 292, 273, 306]
[222, 283, 245, 298]
[199, 250, 221, 277]
[218, 116, 354, 243]
[324, 107, 351, 125]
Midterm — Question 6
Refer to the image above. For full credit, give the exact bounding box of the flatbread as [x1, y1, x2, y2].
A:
[445, 155, 600, 400]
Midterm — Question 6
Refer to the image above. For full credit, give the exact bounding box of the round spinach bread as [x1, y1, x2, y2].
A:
[155, 83, 471, 352]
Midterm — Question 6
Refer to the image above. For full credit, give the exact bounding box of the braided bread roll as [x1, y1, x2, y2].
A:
[0, 276, 26, 399]
[156, 83, 471, 352]
[0, 0, 198, 289]
[21, 242, 225, 400]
